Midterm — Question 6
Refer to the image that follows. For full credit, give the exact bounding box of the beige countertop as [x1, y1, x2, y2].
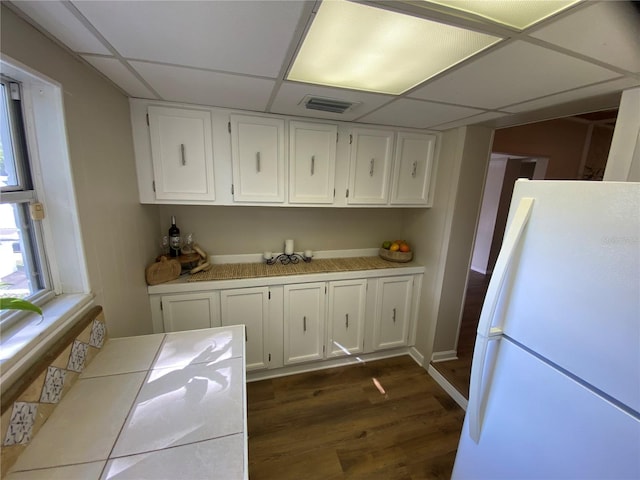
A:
[188, 256, 416, 282]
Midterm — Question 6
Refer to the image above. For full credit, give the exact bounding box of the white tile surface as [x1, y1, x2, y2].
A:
[530, 2, 640, 74]
[6, 461, 106, 479]
[81, 56, 157, 99]
[103, 435, 245, 480]
[153, 326, 243, 370]
[408, 41, 620, 109]
[11, 373, 146, 471]
[130, 61, 275, 111]
[81, 334, 164, 378]
[112, 357, 244, 457]
[74, 1, 305, 77]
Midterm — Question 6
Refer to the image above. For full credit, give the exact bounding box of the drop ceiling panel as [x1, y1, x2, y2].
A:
[82, 56, 157, 99]
[408, 41, 621, 110]
[507, 77, 640, 114]
[12, 1, 110, 55]
[430, 111, 511, 131]
[530, 2, 640, 74]
[131, 62, 275, 110]
[357, 98, 484, 129]
[270, 82, 393, 121]
[72, 0, 306, 77]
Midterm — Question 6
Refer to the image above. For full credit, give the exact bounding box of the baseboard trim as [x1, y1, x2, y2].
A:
[246, 347, 413, 383]
[431, 350, 459, 363]
[408, 346, 425, 366]
[427, 364, 468, 411]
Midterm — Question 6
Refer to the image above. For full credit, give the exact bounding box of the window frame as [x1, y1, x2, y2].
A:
[0, 55, 92, 388]
[1, 76, 54, 327]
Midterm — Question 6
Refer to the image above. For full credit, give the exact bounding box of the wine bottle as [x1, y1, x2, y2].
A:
[168, 216, 181, 257]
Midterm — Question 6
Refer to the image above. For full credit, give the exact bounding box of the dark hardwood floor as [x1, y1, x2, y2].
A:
[247, 356, 465, 479]
[431, 270, 491, 398]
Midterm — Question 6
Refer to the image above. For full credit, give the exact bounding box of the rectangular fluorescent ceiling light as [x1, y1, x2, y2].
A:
[287, 0, 502, 95]
[424, 0, 582, 30]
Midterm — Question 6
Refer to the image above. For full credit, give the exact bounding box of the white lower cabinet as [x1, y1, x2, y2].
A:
[220, 287, 269, 371]
[160, 292, 221, 333]
[326, 279, 367, 357]
[373, 276, 413, 350]
[283, 282, 326, 365]
[150, 271, 421, 374]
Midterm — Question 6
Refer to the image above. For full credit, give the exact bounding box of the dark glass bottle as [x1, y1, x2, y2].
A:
[169, 216, 181, 257]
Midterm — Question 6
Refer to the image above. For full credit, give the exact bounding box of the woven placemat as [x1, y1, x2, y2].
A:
[188, 256, 409, 282]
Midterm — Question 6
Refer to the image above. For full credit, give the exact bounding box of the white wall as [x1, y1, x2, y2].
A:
[470, 158, 506, 274]
[604, 87, 640, 182]
[1, 6, 158, 337]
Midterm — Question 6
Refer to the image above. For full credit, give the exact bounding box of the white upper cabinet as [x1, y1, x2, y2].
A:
[390, 132, 436, 206]
[230, 114, 285, 203]
[148, 106, 215, 201]
[288, 121, 337, 204]
[347, 128, 394, 205]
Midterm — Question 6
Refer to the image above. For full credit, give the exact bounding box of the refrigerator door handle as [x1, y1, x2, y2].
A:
[468, 197, 534, 443]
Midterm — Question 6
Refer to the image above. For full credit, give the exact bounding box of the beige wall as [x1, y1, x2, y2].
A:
[156, 205, 407, 255]
[430, 126, 493, 354]
[1, 6, 158, 337]
[492, 118, 589, 179]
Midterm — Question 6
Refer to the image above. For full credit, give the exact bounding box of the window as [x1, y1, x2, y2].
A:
[0, 76, 52, 321]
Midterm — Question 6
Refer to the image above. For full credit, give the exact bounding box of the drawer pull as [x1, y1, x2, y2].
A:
[392, 308, 396, 323]
[180, 143, 186, 166]
[411, 161, 417, 178]
[311, 155, 315, 176]
[369, 158, 375, 176]
[345, 313, 349, 329]
[303, 316, 307, 332]
[256, 152, 261, 173]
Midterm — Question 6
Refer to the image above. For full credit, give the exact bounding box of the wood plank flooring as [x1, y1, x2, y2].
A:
[430, 270, 491, 398]
[247, 356, 465, 479]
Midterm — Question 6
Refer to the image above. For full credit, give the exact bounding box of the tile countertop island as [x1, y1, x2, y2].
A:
[6, 326, 248, 480]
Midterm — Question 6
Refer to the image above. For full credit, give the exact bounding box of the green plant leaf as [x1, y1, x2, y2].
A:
[0, 297, 43, 316]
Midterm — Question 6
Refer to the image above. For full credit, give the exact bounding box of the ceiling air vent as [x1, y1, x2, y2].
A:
[301, 96, 357, 114]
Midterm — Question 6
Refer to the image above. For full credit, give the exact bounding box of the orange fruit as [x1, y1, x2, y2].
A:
[399, 243, 410, 253]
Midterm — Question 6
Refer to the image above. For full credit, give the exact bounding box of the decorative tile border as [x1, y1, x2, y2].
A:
[0, 306, 107, 478]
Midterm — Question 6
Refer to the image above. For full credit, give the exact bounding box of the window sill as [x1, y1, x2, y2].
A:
[0, 293, 94, 391]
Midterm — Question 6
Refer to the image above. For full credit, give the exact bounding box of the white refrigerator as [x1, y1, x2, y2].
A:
[452, 180, 640, 479]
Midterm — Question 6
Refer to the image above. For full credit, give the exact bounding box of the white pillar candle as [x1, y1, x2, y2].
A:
[284, 239, 294, 255]
[304, 250, 313, 259]
[263, 251, 272, 260]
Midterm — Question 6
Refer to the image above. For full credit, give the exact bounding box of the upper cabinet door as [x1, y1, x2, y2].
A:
[390, 132, 436, 206]
[148, 106, 215, 201]
[347, 128, 394, 205]
[230, 114, 285, 203]
[289, 121, 337, 204]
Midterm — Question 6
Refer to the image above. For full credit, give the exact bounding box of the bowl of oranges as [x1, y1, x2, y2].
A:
[379, 240, 413, 263]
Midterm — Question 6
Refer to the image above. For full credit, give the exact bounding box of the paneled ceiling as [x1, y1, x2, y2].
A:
[7, 0, 640, 131]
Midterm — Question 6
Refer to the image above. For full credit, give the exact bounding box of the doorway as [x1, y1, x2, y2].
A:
[431, 154, 546, 398]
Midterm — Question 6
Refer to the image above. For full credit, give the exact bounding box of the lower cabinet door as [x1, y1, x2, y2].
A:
[161, 292, 220, 333]
[327, 279, 366, 357]
[373, 276, 413, 350]
[284, 283, 326, 365]
[220, 287, 269, 371]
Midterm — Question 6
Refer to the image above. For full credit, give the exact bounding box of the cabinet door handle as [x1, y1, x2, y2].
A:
[245, 328, 248, 342]
[303, 316, 307, 332]
[311, 155, 315, 176]
[392, 308, 396, 323]
[369, 158, 375, 176]
[180, 144, 186, 166]
[411, 161, 417, 178]
[256, 152, 261, 173]
[345, 313, 349, 329]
